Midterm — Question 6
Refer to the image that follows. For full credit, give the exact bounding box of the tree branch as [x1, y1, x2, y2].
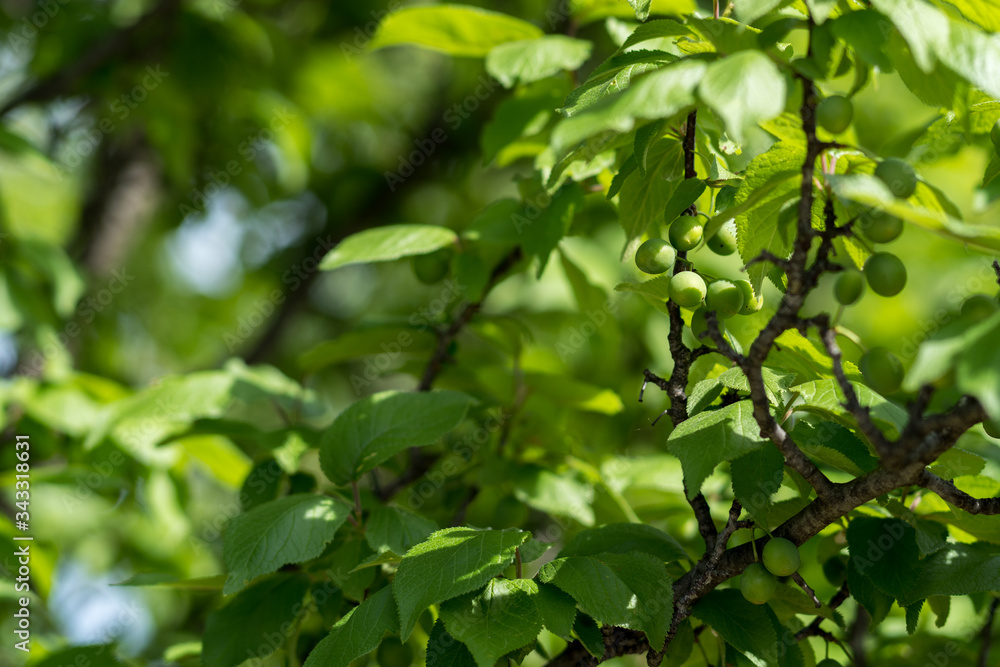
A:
[918, 470, 1000, 515]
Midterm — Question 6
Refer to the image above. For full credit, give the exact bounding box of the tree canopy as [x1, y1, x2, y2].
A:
[1, 1, 1000, 667]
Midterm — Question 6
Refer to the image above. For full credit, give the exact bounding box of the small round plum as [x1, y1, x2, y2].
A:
[862, 212, 903, 244]
[669, 215, 704, 251]
[874, 158, 917, 199]
[670, 272, 707, 308]
[860, 347, 904, 396]
[735, 279, 763, 314]
[816, 95, 853, 134]
[864, 252, 907, 297]
[635, 238, 677, 274]
[960, 294, 999, 322]
[834, 270, 865, 305]
[708, 221, 738, 256]
[706, 280, 745, 318]
[983, 419, 1000, 439]
[740, 563, 777, 605]
[762, 538, 801, 577]
[411, 248, 453, 285]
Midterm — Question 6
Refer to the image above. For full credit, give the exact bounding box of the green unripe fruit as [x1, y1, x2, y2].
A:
[740, 563, 777, 605]
[706, 280, 745, 318]
[411, 248, 453, 285]
[834, 270, 865, 305]
[635, 238, 677, 274]
[669, 271, 707, 308]
[377, 638, 413, 667]
[816, 95, 853, 134]
[669, 215, 705, 251]
[690, 308, 710, 344]
[864, 252, 907, 297]
[860, 347, 904, 396]
[983, 419, 1000, 439]
[762, 538, 801, 576]
[822, 556, 847, 586]
[816, 660, 842, 667]
[708, 221, 738, 256]
[992, 119, 1000, 155]
[874, 157, 917, 199]
[493, 495, 528, 529]
[862, 212, 903, 244]
[735, 279, 763, 314]
[960, 294, 999, 322]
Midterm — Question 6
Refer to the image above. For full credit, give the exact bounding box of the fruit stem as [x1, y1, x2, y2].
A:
[750, 527, 759, 562]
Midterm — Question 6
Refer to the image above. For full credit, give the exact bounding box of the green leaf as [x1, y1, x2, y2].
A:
[535, 582, 577, 638]
[366, 506, 439, 555]
[929, 448, 986, 480]
[31, 646, 120, 667]
[486, 36, 593, 88]
[393, 527, 530, 639]
[905, 600, 924, 634]
[369, 5, 543, 57]
[667, 400, 768, 498]
[319, 390, 472, 485]
[481, 85, 567, 165]
[426, 619, 478, 667]
[521, 184, 584, 275]
[804, 0, 838, 23]
[826, 173, 1000, 253]
[572, 614, 605, 658]
[792, 379, 909, 438]
[319, 224, 458, 271]
[698, 50, 787, 143]
[626, 0, 653, 21]
[440, 579, 542, 667]
[204, 575, 310, 667]
[617, 139, 684, 243]
[560, 522, 687, 563]
[790, 420, 878, 476]
[732, 141, 803, 294]
[939, 0, 1000, 31]
[716, 366, 796, 406]
[298, 325, 437, 372]
[524, 372, 624, 415]
[512, 464, 595, 526]
[869, 0, 946, 72]
[223, 495, 350, 595]
[615, 274, 674, 315]
[766, 330, 863, 384]
[691, 589, 778, 662]
[733, 0, 788, 25]
[552, 60, 706, 156]
[662, 177, 707, 224]
[731, 443, 785, 524]
[847, 556, 893, 629]
[302, 587, 399, 667]
[540, 552, 673, 651]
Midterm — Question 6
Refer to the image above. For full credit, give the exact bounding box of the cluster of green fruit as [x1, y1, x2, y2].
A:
[833, 158, 916, 310]
[740, 537, 800, 605]
[634, 216, 763, 335]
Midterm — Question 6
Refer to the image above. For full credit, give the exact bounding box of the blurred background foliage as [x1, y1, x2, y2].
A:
[0, 0, 998, 666]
